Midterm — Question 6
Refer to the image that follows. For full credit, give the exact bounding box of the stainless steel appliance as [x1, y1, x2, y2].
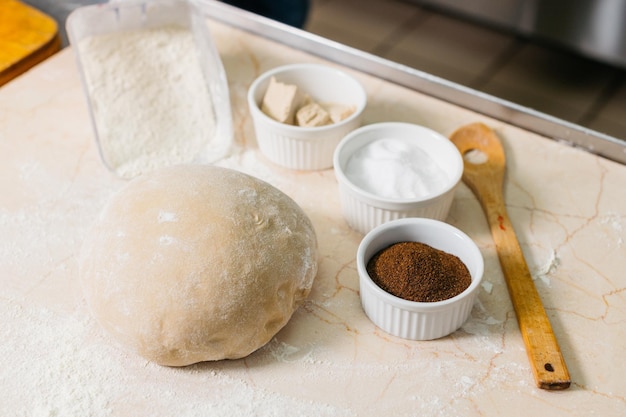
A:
[408, 0, 626, 69]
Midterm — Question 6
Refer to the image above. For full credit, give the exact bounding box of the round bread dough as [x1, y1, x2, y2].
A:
[79, 165, 318, 366]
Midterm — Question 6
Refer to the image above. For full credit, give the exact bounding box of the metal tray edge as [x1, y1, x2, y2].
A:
[195, 0, 626, 165]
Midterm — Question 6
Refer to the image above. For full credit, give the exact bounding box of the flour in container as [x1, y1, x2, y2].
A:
[78, 27, 217, 179]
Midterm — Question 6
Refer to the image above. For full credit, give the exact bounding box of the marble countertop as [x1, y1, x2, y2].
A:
[0, 14, 625, 417]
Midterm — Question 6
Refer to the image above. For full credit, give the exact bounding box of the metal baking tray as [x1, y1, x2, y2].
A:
[195, 0, 626, 165]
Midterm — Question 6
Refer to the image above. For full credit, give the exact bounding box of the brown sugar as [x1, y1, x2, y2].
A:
[366, 241, 471, 302]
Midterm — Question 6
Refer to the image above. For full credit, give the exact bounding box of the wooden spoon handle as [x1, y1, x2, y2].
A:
[483, 196, 570, 390]
[450, 123, 571, 390]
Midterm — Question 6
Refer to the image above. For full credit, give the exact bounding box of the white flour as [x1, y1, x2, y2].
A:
[0, 300, 351, 417]
[78, 27, 217, 179]
[344, 137, 449, 199]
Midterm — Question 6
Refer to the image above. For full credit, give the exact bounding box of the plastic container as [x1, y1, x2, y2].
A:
[333, 122, 463, 234]
[247, 63, 366, 170]
[66, 0, 232, 179]
[357, 218, 484, 340]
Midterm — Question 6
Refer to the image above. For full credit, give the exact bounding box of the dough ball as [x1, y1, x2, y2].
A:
[79, 165, 318, 366]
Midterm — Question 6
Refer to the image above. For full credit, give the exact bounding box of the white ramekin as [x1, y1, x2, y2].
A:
[333, 122, 463, 235]
[357, 218, 484, 340]
[247, 63, 366, 170]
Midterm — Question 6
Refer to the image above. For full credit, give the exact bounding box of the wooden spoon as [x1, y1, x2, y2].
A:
[450, 122, 571, 390]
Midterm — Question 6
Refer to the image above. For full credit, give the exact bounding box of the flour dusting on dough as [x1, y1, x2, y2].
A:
[158, 211, 178, 223]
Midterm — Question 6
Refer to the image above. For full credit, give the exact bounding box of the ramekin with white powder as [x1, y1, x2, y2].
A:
[333, 122, 464, 234]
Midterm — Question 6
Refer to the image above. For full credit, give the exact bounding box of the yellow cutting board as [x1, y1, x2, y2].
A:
[0, 0, 61, 87]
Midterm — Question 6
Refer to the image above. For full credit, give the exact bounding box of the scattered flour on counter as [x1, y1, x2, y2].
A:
[78, 27, 217, 179]
[1, 302, 114, 417]
[0, 300, 352, 417]
[532, 249, 559, 287]
[218, 147, 277, 184]
[265, 339, 319, 364]
[462, 300, 504, 341]
[600, 212, 624, 247]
